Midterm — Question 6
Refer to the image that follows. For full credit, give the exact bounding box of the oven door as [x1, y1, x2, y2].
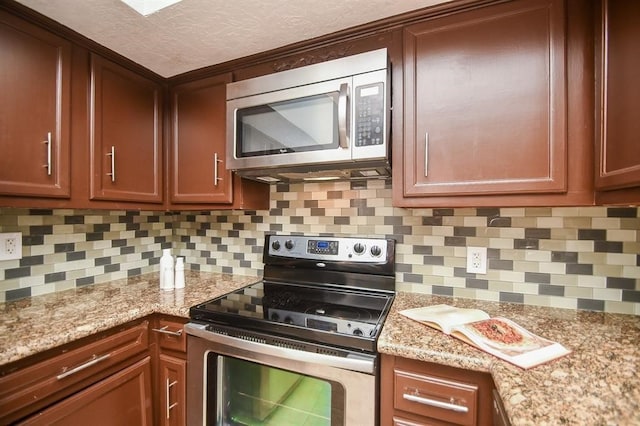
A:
[186, 323, 378, 426]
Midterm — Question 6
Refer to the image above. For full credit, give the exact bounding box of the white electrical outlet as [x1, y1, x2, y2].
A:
[466, 246, 487, 274]
[0, 232, 22, 261]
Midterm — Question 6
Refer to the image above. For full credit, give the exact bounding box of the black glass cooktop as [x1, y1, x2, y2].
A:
[189, 281, 394, 353]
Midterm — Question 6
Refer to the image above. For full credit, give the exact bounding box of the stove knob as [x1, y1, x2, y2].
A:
[370, 245, 382, 257]
[270, 312, 280, 322]
[285, 240, 294, 250]
[353, 328, 363, 336]
[353, 243, 365, 254]
[271, 240, 281, 251]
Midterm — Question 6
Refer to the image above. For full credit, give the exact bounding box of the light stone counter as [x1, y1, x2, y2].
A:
[2, 277, 638, 425]
[378, 292, 640, 426]
[0, 271, 256, 366]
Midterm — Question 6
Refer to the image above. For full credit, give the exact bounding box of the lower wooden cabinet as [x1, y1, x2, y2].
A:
[0, 315, 193, 425]
[152, 315, 187, 426]
[19, 356, 153, 425]
[491, 389, 511, 426]
[0, 320, 150, 424]
[158, 354, 187, 426]
[381, 354, 499, 426]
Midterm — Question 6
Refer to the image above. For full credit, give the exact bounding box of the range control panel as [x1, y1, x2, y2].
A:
[267, 235, 388, 262]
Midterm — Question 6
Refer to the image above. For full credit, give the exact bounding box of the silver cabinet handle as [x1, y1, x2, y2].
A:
[106, 146, 116, 182]
[166, 378, 178, 419]
[152, 325, 183, 337]
[424, 132, 429, 177]
[338, 82, 349, 149]
[56, 353, 111, 380]
[403, 393, 469, 413]
[43, 132, 52, 176]
[214, 153, 223, 186]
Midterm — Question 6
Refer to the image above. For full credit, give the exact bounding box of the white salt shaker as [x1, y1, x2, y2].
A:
[175, 257, 185, 289]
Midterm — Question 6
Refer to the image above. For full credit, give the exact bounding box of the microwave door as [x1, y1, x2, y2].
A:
[227, 77, 353, 171]
[239, 100, 334, 155]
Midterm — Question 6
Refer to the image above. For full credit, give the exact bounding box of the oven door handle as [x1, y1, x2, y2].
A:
[185, 322, 375, 374]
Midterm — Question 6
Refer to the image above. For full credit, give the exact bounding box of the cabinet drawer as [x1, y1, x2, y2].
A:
[152, 318, 187, 353]
[393, 417, 430, 426]
[0, 321, 149, 423]
[394, 369, 478, 426]
[19, 356, 153, 426]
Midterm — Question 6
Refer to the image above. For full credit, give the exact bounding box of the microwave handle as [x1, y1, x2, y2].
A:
[338, 82, 349, 149]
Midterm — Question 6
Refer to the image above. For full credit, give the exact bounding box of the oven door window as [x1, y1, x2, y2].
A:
[214, 355, 344, 425]
[236, 92, 339, 157]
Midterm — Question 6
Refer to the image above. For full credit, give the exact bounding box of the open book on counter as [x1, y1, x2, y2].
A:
[400, 304, 571, 369]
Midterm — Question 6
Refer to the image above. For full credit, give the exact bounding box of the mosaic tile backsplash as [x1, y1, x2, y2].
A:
[1, 179, 639, 314]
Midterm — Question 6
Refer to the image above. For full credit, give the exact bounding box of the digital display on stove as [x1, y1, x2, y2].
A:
[308, 239, 339, 255]
[307, 318, 338, 332]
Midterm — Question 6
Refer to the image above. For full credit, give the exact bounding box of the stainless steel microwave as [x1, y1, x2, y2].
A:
[226, 48, 390, 184]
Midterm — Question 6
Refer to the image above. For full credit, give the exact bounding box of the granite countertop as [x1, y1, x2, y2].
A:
[2, 276, 639, 425]
[0, 271, 256, 366]
[378, 292, 640, 426]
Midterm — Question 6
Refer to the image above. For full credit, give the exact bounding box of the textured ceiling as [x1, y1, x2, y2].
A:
[16, 0, 451, 77]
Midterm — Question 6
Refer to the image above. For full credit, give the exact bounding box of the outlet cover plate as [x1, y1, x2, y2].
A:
[466, 246, 487, 274]
[0, 232, 22, 261]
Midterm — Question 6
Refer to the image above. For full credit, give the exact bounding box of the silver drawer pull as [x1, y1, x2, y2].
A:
[403, 393, 469, 413]
[43, 132, 52, 176]
[106, 146, 116, 182]
[152, 325, 183, 337]
[56, 353, 111, 380]
[424, 132, 429, 177]
[166, 378, 178, 419]
[214, 152, 223, 186]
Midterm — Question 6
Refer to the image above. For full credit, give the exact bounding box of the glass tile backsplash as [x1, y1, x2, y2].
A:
[1, 179, 638, 314]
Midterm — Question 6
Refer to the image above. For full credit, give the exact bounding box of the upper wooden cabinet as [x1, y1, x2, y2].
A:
[394, 0, 593, 207]
[0, 11, 71, 199]
[168, 74, 269, 210]
[89, 54, 163, 204]
[595, 0, 640, 203]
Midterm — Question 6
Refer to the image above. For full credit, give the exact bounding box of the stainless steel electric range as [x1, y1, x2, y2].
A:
[185, 234, 395, 426]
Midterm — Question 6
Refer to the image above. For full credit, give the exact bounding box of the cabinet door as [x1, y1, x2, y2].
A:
[595, 0, 640, 191]
[401, 0, 566, 199]
[89, 54, 163, 203]
[0, 11, 71, 198]
[170, 73, 233, 204]
[158, 354, 186, 426]
[381, 354, 496, 426]
[20, 357, 153, 426]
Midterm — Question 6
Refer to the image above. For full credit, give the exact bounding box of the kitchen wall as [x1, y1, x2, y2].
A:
[1, 179, 639, 315]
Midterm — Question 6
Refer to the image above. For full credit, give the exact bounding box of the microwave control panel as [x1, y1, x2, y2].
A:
[355, 82, 385, 147]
